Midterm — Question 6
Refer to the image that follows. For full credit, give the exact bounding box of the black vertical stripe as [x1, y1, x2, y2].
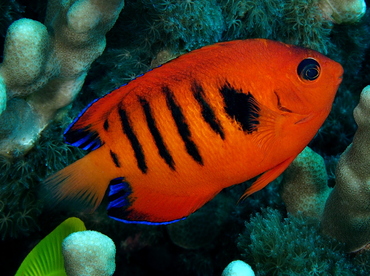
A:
[162, 86, 203, 165]
[110, 150, 121, 168]
[139, 97, 175, 170]
[118, 107, 148, 173]
[103, 119, 109, 131]
[219, 82, 260, 134]
[191, 81, 225, 140]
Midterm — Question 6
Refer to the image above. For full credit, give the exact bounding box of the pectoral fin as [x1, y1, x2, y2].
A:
[240, 156, 295, 200]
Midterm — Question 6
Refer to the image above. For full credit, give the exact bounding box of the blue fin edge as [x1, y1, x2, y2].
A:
[63, 83, 130, 150]
[108, 215, 186, 225]
[107, 177, 186, 225]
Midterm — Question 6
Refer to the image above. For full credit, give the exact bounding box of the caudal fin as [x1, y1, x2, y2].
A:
[41, 149, 112, 212]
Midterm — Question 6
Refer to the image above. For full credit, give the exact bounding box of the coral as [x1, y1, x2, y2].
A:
[0, 0, 369, 274]
[0, 207, 14, 240]
[321, 85, 370, 252]
[280, 146, 332, 219]
[0, 175, 41, 240]
[220, 0, 333, 53]
[141, 0, 224, 51]
[15, 217, 86, 276]
[0, 113, 84, 240]
[318, 0, 366, 24]
[353, 250, 370, 275]
[63, 230, 116, 276]
[222, 260, 255, 276]
[0, 0, 125, 158]
[238, 208, 353, 276]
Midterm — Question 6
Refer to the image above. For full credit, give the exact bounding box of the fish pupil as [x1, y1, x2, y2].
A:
[297, 58, 320, 81]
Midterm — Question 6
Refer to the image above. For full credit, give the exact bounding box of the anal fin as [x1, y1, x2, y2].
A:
[107, 177, 220, 225]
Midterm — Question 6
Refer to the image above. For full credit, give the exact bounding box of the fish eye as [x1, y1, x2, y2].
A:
[297, 58, 321, 81]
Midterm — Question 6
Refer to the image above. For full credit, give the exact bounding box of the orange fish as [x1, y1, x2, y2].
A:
[43, 39, 343, 225]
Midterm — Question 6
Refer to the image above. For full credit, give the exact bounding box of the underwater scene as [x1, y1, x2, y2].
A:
[0, 0, 370, 275]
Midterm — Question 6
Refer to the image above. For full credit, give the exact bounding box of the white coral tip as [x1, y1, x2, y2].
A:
[221, 260, 255, 276]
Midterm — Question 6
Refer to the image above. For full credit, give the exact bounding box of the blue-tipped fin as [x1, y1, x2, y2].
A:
[106, 177, 186, 225]
[63, 97, 103, 151]
[64, 126, 102, 151]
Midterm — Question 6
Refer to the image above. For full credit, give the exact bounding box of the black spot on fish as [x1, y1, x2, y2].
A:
[110, 150, 121, 168]
[139, 97, 175, 170]
[118, 106, 147, 173]
[162, 86, 203, 165]
[192, 81, 225, 140]
[219, 82, 260, 133]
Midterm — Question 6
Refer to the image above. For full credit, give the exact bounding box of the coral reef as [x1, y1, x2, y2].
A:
[238, 208, 353, 276]
[0, 113, 84, 241]
[0, 0, 125, 158]
[1, 0, 370, 275]
[321, 85, 370, 252]
[141, 0, 225, 51]
[221, 0, 333, 53]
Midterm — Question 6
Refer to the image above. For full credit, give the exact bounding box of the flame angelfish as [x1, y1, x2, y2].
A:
[43, 39, 343, 225]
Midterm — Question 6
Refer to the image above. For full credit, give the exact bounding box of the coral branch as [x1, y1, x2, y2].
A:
[321, 85, 370, 252]
[0, 0, 124, 158]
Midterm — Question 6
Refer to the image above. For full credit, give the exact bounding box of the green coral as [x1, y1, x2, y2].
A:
[221, 0, 332, 53]
[237, 208, 354, 276]
[141, 0, 224, 51]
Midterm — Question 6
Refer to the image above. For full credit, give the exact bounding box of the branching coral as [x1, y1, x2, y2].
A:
[321, 85, 370, 252]
[0, 0, 125, 158]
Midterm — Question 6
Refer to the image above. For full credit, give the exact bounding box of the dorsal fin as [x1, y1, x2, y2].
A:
[64, 84, 131, 150]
